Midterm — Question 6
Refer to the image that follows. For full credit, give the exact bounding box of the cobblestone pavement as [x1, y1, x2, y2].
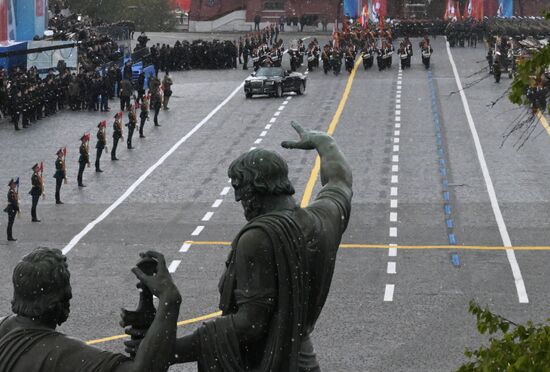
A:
[1, 33, 549, 371]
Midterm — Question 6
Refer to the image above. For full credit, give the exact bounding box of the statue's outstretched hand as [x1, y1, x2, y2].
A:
[131, 251, 180, 301]
[281, 121, 328, 150]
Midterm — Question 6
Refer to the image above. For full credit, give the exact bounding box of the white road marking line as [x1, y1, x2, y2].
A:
[390, 212, 398, 222]
[392, 155, 399, 162]
[211, 199, 223, 208]
[254, 138, 263, 144]
[394, 130, 400, 136]
[395, 110, 401, 115]
[61, 82, 245, 255]
[395, 123, 401, 129]
[274, 111, 281, 116]
[395, 116, 401, 121]
[180, 242, 192, 253]
[168, 260, 181, 273]
[220, 187, 231, 196]
[393, 145, 399, 152]
[396, 94, 401, 98]
[270, 117, 277, 123]
[282, 101, 288, 105]
[202, 212, 214, 221]
[396, 99, 401, 104]
[260, 131, 267, 137]
[389, 227, 397, 237]
[287, 96, 292, 100]
[265, 124, 272, 129]
[278, 106, 285, 110]
[390, 199, 398, 208]
[390, 187, 398, 196]
[387, 262, 396, 274]
[389, 247, 397, 257]
[392, 165, 399, 172]
[446, 39, 528, 303]
[393, 138, 400, 144]
[391, 175, 398, 184]
[191, 226, 204, 236]
[249, 147, 257, 151]
[396, 104, 401, 109]
[384, 284, 395, 301]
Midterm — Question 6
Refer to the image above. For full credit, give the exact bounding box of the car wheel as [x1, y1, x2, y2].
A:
[296, 81, 305, 95]
[275, 84, 283, 98]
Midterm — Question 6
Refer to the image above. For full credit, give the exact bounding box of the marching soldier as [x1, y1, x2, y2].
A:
[95, 121, 107, 172]
[54, 148, 66, 204]
[126, 105, 138, 149]
[111, 112, 123, 160]
[4, 179, 19, 241]
[162, 72, 173, 110]
[139, 95, 149, 138]
[29, 163, 44, 222]
[77, 134, 90, 188]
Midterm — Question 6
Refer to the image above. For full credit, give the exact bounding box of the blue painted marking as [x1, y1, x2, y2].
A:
[439, 159, 445, 167]
[442, 179, 448, 189]
[451, 252, 460, 266]
[443, 191, 450, 201]
[440, 168, 447, 177]
[438, 148, 444, 157]
[436, 138, 442, 146]
[446, 218, 453, 228]
[444, 204, 452, 214]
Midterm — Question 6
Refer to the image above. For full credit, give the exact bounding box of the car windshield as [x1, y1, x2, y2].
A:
[256, 67, 284, 77]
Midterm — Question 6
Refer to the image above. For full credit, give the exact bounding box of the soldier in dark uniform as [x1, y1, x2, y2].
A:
[4, 179, 19, 241]
[120, 78, 133, 111]
[162, 72, 173, 110]
[111, 112, 123, 160]
[77, 134, 90, 187]
[139, 96, 149, 138]
[136, 71, 145, 104]
[126, 105, 137, 149]
[95, 121, 107, 172]
[54, 148, 66, 204]
[29, 163, 44, 222]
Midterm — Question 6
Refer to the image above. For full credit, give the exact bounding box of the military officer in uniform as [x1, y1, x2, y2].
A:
[95, 121, 107, 172]
[139, 95, 149, 138]
[162, 72, 173, 110]
[112, 112, 123, 160]
[126, 105, 138, 149]
[4, 179, 19, 241]
[29, 164, 44, 222]
[54, 148, 66, 204]
[77, 134, 90, 187]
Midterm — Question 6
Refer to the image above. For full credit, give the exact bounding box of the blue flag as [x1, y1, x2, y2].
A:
[498, 0, 513, 18]
[344, 0, 360, 18]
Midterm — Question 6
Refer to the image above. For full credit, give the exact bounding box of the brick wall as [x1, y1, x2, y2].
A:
[514, 0, 548, 16]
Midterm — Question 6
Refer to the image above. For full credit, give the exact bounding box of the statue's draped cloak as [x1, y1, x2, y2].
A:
[0, 316, 129, 372]
[197, 187, 351, 372]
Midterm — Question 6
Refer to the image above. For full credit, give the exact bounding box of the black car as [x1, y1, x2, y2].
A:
[244, 67, 306, 98]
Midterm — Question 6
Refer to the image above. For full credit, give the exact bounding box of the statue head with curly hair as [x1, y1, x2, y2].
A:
[11, 247, 72, 328]
[228, 149, 296, 221]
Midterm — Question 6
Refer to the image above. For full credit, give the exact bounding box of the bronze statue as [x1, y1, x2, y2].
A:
[0, 247, 182, 372]
[126, 122, 353, 371]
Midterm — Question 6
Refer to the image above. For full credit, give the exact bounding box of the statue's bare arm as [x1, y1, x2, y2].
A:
[282, 121, 353, 198]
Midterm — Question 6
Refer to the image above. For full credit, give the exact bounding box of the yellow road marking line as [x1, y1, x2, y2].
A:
[183, 240, 550, 251]
[536, 110, 550, 136]
[301, 58, 362, 208]
[86, 311, 223, 346]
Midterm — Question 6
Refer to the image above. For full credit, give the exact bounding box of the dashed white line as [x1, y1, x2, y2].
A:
[265, 124, 272, 129]
[282, 101, 288, 105]
[395, 123, 401, 129]
[211, 199, 223, 208]
[394, 130, 400, 136]
[254, 138, 263, 144]
[390, 199, 398, 208]
[392, 165, 399, 172]
[390, 212, 398, 222]
[391, 175, 398, 184]
[390, 187, 398, 196]
[396, 94, 401, 98]
[278, 106, 285, 111]
[395, 110, 401, 115]
[393, 138, 400, 144]
[180, 242, 192, 253]
[202, 212, 214, 221]
[384, 284, 395, 301]
[395, 116, 401, 122]
[396, 99, 401, 104]
[387, 262, 396, 274]
[395, 104, 401, 109]
[260, 131, 267, 137]
[393, 145, 400, 152]
[168, 260, 181, 273]
[389, 247, 397, 257]
[191, 226, 204, 236]
[270, 117, 277, 123]
[220, 187, 231, 196]
[249, 146, 257, 151]
[389, 227, 397, 237]
[392, 155, 399, 162]
[274, 111, 281, 116]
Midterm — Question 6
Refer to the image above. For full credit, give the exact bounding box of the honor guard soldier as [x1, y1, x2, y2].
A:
[95, 121, 107, 172]
[29, 163, 44, 222]
[126, 105, 138, 149]
[4, 178, 19, 241]
[77, 134, 90, 187]
[162, 72, 173, 110]
[54, 148, 66, 204]
[111, 112, 123, 160]
[139, 95, 149, 138]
